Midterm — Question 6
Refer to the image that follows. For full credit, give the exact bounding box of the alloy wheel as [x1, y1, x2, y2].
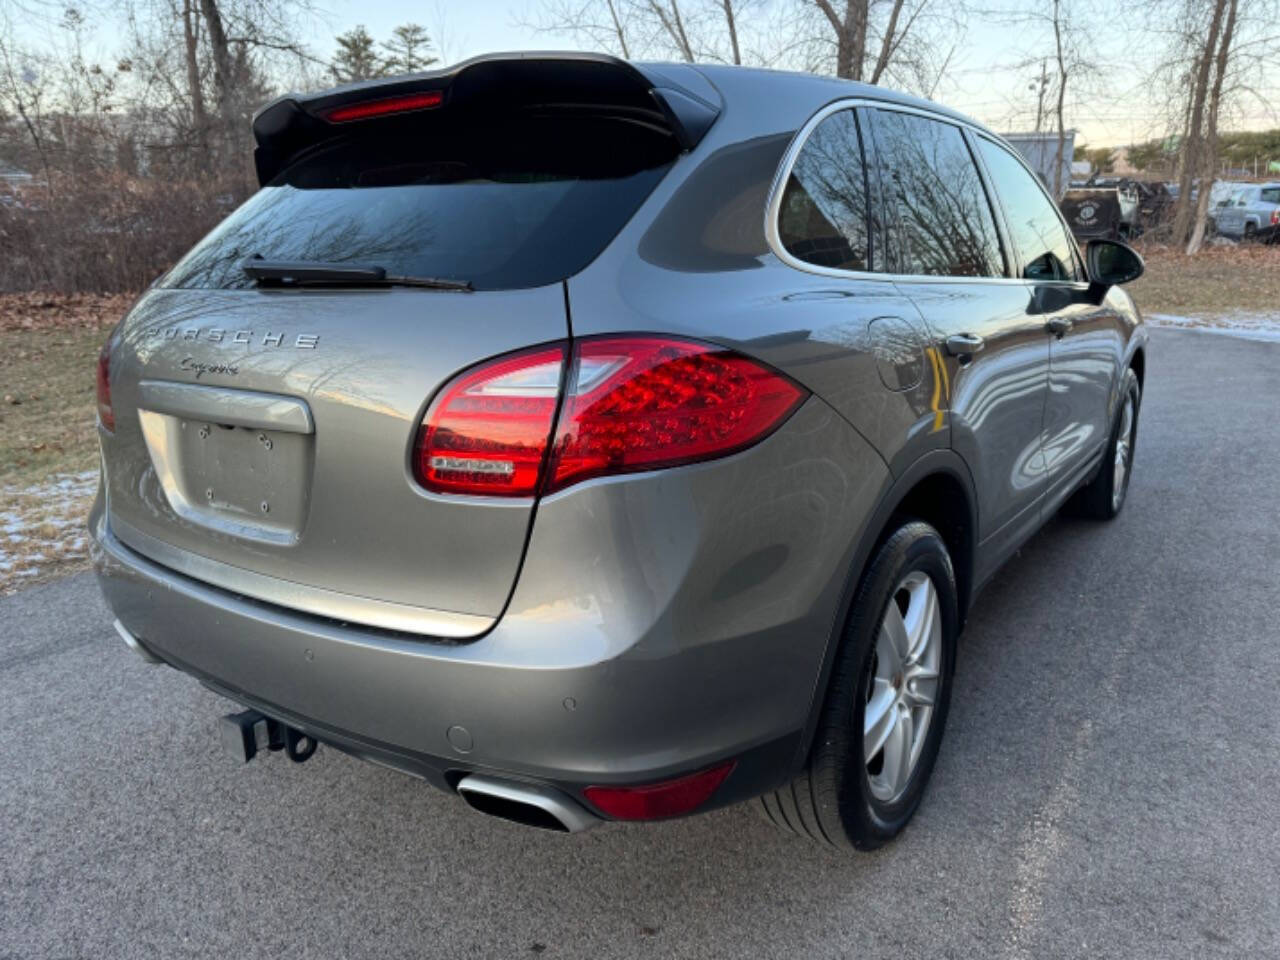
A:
[863, 570, 942, 803]
[1112, 392, 1135, 510]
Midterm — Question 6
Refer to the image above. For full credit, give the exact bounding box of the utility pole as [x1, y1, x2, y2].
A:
[1031, 59, 1050, 133]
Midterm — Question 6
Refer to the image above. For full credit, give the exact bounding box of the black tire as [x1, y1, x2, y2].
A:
[758, 521, 958, 851]
[1068, 367, 1141, 520]
[1244, 222, 1257, 242]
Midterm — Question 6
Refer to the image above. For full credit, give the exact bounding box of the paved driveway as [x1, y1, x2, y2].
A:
[2, 328, 1278, 959]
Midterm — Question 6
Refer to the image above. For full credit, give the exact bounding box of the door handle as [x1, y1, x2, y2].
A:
[1045, 317, 1074, 337]
[945, 333, 985, 357]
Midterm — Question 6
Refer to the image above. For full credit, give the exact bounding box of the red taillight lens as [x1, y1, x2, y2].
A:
[1271, 209, 1279, 226]
[414, 346, 566, 497]
[322, 90, 444, 123]
[547, 337, 806, 493]
[583, 762, 736, 820]
[413, 337, 805, 498]
[96, 342, 114, 431]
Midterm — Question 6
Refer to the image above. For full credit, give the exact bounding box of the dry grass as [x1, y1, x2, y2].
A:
[1129, 242, 1280, 316]
[0, 294, 130, 591]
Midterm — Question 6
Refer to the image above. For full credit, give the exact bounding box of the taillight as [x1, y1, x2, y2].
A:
[583, 762, 736, 820]
[414, 346, 566, 496]
[96, 342, 114, 431]
[413, 337, 806, 498]
[1271, 209, 1279, 226]
[322, 90, 444, 123]
[546, 337, 806, 493]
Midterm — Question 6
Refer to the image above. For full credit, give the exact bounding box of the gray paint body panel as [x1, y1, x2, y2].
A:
[103, 284, 568, 624]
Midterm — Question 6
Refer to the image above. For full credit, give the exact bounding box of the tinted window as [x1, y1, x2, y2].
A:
[868, 110, 1004, 278]
[163, 117, 675, 291]
[777, 108, 871, 272]
[976, 138, 1082, 282]
[1260, 188, 1280, 204]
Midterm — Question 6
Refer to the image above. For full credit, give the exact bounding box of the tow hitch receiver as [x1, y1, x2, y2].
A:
[219, 709, 318, 764]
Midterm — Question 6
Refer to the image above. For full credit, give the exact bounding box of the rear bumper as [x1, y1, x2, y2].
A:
[90, 397, 890, 815]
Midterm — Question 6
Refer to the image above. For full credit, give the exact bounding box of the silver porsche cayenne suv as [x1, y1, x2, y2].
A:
[91, 53, 1148, 850]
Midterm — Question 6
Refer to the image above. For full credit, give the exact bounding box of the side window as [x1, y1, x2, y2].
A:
[1261, 187, 1280, 204]
[975, 137, 1082, 283]
[866, 109, 1005, 278]
[777, 108, 871, 272]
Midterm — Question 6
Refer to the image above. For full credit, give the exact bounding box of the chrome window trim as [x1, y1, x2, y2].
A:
[765, 97, 1096, 290]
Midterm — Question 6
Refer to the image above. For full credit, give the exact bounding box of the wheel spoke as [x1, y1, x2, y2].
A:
[903, 579, 939, 666]
[1119, 396, 1133, 440]
[864, 680, 897, 761]
[880, 704, 914, 796]
[880, 602, 910, 666]
[904, 666, 938, 707]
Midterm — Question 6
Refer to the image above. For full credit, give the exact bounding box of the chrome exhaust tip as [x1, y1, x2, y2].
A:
[112, 619, 164, 665]
[456, 774, 598, 833]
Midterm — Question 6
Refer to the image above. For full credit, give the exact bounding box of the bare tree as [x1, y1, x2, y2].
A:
[646, 0, 696, 60]
[1169, 0, 1229, 245]
[1049, 0, 1069, 198]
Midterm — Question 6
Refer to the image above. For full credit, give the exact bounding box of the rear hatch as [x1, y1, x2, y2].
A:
[100, 56, 710, 636]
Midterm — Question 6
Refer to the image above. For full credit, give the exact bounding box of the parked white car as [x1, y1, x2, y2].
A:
[1213, 183, 1280, 242]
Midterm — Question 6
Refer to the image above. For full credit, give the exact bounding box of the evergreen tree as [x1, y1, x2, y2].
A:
[331, 26, 387, 84]
[382, 24, 438, 74]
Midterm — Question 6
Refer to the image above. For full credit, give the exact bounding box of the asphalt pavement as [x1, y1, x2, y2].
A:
[2, 327, 1278, 959]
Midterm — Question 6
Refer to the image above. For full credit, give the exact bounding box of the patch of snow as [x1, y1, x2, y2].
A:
[1147, 312, 1280, 344]
[0, 469, 99, 591]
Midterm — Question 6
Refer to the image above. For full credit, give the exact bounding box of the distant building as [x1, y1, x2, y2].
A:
[1000, 131, 1076, 199]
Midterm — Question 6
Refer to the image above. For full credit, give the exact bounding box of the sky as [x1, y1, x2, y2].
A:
[6, 0, 1279, 148]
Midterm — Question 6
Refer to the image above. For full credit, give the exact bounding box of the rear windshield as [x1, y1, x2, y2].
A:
[162, 116, 677, 291]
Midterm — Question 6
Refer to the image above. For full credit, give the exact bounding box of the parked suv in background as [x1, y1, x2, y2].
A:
[1213, 182, 1280, 242]
[91, 54, 1148, 851]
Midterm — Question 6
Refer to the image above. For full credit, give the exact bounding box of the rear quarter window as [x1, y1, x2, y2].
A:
[776, 108, 872, 272]
[162, 116, 677, 292]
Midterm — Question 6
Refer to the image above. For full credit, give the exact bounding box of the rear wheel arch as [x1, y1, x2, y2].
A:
[792, 451, 977, 772]
[1129, 346, 1145, 390]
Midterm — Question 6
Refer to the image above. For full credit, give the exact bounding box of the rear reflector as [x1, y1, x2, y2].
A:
[415, 346, 566, 496]
[414, 337, 806, 498]
[322, 90, 444, 123]
[583, 762, 736, 820]
[96, 342, 114, 431]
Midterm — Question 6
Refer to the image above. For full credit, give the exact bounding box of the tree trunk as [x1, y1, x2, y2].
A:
[198, 0, 233, 115]
[1187, 0, 1238, 255]
[721, 0, 742, 65]
[815, 0, 867, 80]
[605, 0, 631, 59]
[1172, 0, 1228, 244]
[868, 0, 906, 84]
[647, 1, 694, 61]
[182, 0, 210, 166]
[1051, 0, 1067, 199]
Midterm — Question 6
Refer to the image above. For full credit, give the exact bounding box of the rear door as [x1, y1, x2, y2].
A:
[1220, 189, 1247, 236]
[864, 107, 1052, 564]
[972, 135, 1113, 504]
[101, 92, 682, 635]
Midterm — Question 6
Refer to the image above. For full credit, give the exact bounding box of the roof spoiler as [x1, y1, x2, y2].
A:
[251, 53, 722, 186]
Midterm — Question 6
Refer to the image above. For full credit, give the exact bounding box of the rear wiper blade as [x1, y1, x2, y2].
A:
[240, 257, 472, 292]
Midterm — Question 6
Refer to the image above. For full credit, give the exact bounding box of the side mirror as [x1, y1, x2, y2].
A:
[1086, 238, 1144, 288]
